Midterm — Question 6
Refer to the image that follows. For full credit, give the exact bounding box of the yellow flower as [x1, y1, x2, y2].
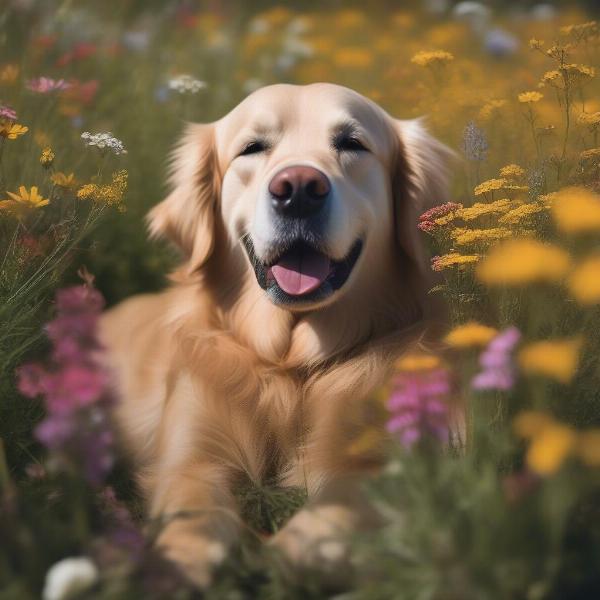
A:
[564, 63, 595, 78]
[579, 148, 600, 162]
[476, 239, 571, 285]
[451, 227, 512, 246]
[77, 170, 128, 211]
[518, 338, 582, 384]
[529, 38, 545, 50]
[0, 64, 18, 84]
[568, 255, 600, 305]
[459, 199, 512, 221]
[498, 203, 544, 225]
[577, 430, 600, 466]
[518, 91, 543, 103]
[395, 353, 441, 372]
[40, 147, 55, 168]
[444, 321, 497, 348]
[515, 412, 600, 474]
[411, 50, 454, 67]
[0, 185, 50, 217]
[551, 186, 600, 233]
[479, 99, 507, 121]
[577, 111, 600, 127]
[499, 164, 525, 179]
[51, 172, 77, 188]
[431, 252, 480, 271]
[540, 70, 561, 87]
[0, 121, 28, 139]
[474, 178, 507, 196]
[527, 423, 576, 475]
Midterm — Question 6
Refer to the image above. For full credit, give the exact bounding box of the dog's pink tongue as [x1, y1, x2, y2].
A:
[271, 249, 330, 296]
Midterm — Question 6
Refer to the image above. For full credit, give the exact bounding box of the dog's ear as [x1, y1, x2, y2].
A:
[390, 118, 454, 276]
[147, 122, 220, 272]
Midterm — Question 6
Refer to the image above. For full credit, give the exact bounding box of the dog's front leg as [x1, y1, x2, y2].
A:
[270, 473, 380, 585]
[149, 461, 240, 588]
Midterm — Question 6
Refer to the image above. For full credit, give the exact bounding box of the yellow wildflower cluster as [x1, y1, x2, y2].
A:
[51, 172, 77, 189]
[518, 338, 582, 384]
[560, 21, 598, 39]
[498, 203, 544, 225]
[411, 50, 454, 67]
[478, 99, 506, 122]
[40, 147, 55, 168]
[459, 199, 512, 221]
[0, 185, 49, 218]
[551, 186, 600, 233]
[579, 148, 600, 162]
[444, 321, 497, 348]
[77, 170, 128, 211]
[474, 178, 508, 196]
[450, 227, 511, 246]
[431, 252, 479, 272]
[577, 111, 600, 128]
[476, 239, 571, 285]
[514, 411, 600, 475]
[499, 164, 525, 180]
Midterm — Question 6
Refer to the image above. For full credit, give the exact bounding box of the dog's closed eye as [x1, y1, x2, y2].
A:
[238, 139, 269, 157]
[332, 130, 369, 154]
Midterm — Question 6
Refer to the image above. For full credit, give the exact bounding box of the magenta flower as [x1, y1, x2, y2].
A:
[386, 368, 450, 448]
[16, 283, 114, 486]
[472, 326, 521, 391]
[418, 202, 463, 234]
[26, 77, 72, 93]
[0, 105, 17, 120]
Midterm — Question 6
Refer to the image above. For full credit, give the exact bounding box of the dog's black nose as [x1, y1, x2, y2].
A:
[269, 166, 330, 218]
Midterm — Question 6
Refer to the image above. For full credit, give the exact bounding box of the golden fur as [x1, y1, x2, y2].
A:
[99, 83, 452, 585]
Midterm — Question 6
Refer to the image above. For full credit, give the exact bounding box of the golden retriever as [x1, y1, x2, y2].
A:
[99, 83, 452, 586]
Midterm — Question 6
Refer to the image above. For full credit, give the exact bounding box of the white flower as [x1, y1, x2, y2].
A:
[167, 74, 207, 94]
[42, 557, 98, 600]
[81, 131, 127, 155]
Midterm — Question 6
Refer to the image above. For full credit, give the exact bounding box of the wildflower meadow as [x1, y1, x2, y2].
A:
[1, 1, 600, 598]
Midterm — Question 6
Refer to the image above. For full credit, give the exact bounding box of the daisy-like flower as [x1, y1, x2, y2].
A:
[0, 185, 49, 217]
[0, 105, 17, 120]
[518, 91, 543, 103]
[0, 120, 28, 139]
[81, 131, 127, 155]
[27, 77, 71, 93]
[51, 172, 77, 188]
[168, 74, 207, 94]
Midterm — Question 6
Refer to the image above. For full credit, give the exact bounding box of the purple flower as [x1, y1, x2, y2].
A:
[386, 368, 450, 449]
[16, 284, 115, 486]
[0, 105, 17, 120]
[463, 121, 488, 161]
[472, 326, 521, 391]
[26, 77, 72, 93]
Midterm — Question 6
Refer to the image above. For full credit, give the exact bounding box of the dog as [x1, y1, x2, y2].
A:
[99, 83, 452, 586]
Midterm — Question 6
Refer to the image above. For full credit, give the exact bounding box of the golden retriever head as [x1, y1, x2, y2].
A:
[149, 83, 452, 360]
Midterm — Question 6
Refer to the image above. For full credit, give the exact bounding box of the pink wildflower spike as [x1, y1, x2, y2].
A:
[26, 77, 72, 93]
[472, 326, 521, 391]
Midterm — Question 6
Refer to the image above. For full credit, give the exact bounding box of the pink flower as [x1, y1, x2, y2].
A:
[472, 326, 521, 391]
[26, 77, 72, 93]
[418, 202, 463, 234]
[0, 105, 17, 120]
[17, 363, 49, 398]
[386, 368, 450, 448]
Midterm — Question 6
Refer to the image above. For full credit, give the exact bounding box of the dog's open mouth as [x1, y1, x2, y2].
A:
[243, 237, 363, 305]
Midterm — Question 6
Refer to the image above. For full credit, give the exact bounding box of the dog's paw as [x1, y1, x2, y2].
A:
[156, 526, 227, 588]
[269, 505, 355, 580]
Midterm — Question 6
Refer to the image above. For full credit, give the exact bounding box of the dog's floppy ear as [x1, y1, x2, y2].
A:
[391, 118, 454, 276]
[147, 122, 220, 272]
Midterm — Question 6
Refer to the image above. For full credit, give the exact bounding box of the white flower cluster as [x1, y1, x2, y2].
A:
[43, 557, 98, 600]
[168, 74, 207, 94]
[81, 131, 127, 155]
